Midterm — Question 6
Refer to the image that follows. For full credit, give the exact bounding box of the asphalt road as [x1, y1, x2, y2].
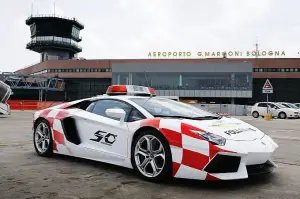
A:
[0, 111, 300, 199]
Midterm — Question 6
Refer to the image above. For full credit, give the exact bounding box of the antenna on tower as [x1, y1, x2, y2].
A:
[31, 2, 33, 16]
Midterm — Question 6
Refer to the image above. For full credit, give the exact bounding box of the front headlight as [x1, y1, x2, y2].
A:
[191, 130, 226, 146]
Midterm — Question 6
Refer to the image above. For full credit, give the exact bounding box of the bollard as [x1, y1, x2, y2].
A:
[264, 113, 272, 120]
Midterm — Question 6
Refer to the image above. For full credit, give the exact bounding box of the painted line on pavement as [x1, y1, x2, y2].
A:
[268, 135, 300, 142]
[0, 141, 32, 147]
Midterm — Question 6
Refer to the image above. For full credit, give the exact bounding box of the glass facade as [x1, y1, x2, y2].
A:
[112, 72, 252, 90]
[64, 78, 111, 100]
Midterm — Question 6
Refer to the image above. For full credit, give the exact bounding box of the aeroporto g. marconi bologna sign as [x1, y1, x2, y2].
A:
[147, 51, 286, 58]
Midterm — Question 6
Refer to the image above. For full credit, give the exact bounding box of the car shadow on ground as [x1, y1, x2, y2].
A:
[48, 153, 277, 191]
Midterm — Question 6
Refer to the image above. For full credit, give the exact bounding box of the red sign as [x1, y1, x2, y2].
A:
[263, 79, 273, 90]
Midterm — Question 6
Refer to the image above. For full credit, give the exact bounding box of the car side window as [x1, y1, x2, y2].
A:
[258, 103, 267, 107]
[269, 103, 275, 108]
[128, 109, 146, 122]
[86, 102, 96, 112]
[91, 99, 132, 121]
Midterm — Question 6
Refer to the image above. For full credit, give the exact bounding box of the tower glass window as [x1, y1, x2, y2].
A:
[72, 26, 80, 38]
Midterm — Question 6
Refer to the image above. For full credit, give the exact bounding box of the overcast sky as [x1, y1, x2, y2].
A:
[1, 0, 300, 72]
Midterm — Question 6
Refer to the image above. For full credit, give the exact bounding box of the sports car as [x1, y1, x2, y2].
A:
[32, 85, 279, 182]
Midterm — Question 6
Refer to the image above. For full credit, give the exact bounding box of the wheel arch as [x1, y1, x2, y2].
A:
[34, 117, 49, 129]
[132, 126, 170, 146]
[278, 111, 286, 118]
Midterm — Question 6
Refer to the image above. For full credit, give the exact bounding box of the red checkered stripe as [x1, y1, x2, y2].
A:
[140, 118, 235, 180]
[38, 108, 71, 154]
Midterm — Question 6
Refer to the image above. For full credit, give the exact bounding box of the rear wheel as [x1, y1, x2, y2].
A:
[33, 119, 53, 157]
[131, 130, 172, 182]
[252, 111, 259, 118]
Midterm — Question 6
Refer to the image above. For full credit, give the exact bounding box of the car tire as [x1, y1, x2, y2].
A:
[131, 129, 172, 182]
[278, 112, 287, 119]
[33, 119, 53, 157]
[252, 111, 259, 118]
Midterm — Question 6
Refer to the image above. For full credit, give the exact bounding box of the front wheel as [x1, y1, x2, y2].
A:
[278, 112, 287, 119]
[33, 119, 53, 157]
[131, 130, 172, 182]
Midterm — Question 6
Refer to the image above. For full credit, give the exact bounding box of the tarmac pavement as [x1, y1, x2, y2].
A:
[0, 111, 300, 199]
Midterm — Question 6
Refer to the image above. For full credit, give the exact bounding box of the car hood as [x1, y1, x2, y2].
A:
[180, 117, 265, 141]
[278, 108, 299, 112]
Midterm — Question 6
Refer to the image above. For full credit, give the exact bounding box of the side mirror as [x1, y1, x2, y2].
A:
[105, 108, 126, 123]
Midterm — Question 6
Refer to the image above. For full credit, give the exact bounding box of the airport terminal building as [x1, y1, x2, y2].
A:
[8, 58, 300, 105]
[3, 14, 300, 105]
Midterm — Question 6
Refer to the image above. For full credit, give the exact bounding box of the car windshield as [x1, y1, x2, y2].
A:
[130, 97, 220, 120]
[287, 103, 298, 109]
[280, 103, 290, 108]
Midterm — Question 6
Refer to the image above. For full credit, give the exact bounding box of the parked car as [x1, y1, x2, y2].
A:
[277, 102, 300, 110]
[251, 102, 299, 119]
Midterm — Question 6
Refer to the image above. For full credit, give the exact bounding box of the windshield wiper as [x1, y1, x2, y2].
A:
[152, 115, 197, 119]
[192, 116, 223, 120]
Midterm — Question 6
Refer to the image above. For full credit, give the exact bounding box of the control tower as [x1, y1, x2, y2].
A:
[25, 14, 84, 61]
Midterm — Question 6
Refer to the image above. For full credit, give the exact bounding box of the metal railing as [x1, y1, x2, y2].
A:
[27, 37, 82, 51]
[26, 14, 84, 27]
[191, 103, 253, 116]
[1, 74, 65, 91]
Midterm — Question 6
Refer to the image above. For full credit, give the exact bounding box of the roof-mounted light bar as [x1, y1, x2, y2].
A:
[106, 85, 156, 96]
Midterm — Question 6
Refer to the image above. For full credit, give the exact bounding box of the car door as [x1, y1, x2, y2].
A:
[269, 103, 280, 115]
[73, 99, 135, 160]
[257, 102, 267, 115]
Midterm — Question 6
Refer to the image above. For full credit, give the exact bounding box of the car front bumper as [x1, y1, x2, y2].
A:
[172, 134, 278, 181]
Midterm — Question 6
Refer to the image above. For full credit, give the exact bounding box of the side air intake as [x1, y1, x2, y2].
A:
[61, 117, 81, 145]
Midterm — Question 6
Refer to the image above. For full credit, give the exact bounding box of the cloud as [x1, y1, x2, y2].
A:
[0, 0, 300, 72]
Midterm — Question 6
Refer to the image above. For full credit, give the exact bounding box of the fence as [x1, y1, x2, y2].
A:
[191, 104, 253, 116]
[7, 100, 64, 111]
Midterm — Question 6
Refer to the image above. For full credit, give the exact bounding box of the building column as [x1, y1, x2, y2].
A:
[231, 98, 235, 104]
